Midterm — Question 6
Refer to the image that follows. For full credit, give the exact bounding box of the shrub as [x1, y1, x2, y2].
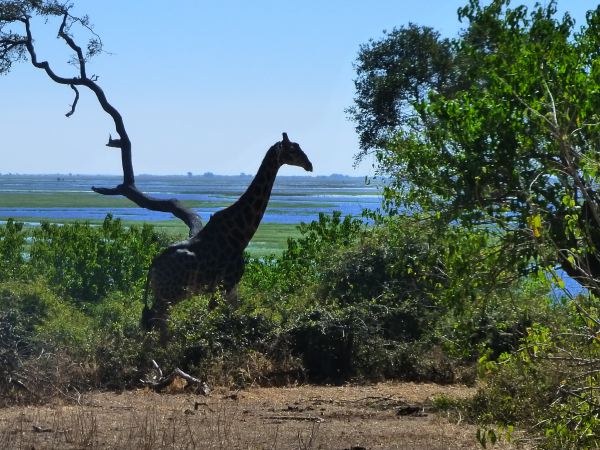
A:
[283, 303, 455, 383]
[28, 215, 168, 303]
[81, 291, 143, 387]
[0, 219, 27, 281]
[0, 281, 94, 404]
[0, 212, 561, 402]
[467, 299, 600, 449]
[0, 308, 31, 405]
[129, 295, 289, 387]
[241, 211, 365, 317]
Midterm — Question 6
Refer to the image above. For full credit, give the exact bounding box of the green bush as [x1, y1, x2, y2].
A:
[76, 291, 160, 389]
[438, 279, 556, 363]
[0, 217, 173, 393]
[168, 297, 277, 382]
[284, 303, 454, 383]
[241, 213, 553, 384]
[0, 280, 93, 349]
[241, 211, 365, 317]
[28, 215, 167, 303]
[0, 281, 94, 403]
[0, 212, 563, 409]
[0, 281, 53, 332]
[466, 302, 600, 449]
[318, 218, 446, 307]
[0, 308, 30, 404]
[0, 219, 27, 281]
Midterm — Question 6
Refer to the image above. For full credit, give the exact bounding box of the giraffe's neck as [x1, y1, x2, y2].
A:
[234, 146, 280, 245]
[197, 145, 280, 251]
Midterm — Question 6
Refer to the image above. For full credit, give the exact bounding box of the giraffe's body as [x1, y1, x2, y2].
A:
[142, 134, 312, 339]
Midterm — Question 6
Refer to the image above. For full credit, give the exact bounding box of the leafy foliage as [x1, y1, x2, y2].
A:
[285, 303, 454, 383]
[0, 219, 27, 281]
[347, 24, 458, 154]
[469, 308, 600, 449]
[28, 215, 167, 302]
[0, 1, 100, 75]
[241, 211, 365, 318]
[0, 218, 168, 393]
[0, 209, 557, 429]
[350, 0, 600, 295]
[0, 280, 93, 404]
[347, 1, 600, 445]
[243, 212, 552, 383]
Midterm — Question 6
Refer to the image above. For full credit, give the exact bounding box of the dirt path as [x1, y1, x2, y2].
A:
[0, 382, 522, 449]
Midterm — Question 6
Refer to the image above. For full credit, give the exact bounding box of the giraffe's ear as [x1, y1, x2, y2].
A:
[282, 132, 290, 145]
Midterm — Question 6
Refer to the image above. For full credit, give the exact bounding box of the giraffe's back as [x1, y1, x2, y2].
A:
[149, 236, 244, 305]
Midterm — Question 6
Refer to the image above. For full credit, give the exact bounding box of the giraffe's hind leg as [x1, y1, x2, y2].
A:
[220, 259, 243, 309]
[140, 297, 172, 343]
[143, 247, 197, 342]
[225, 285, 239, 308]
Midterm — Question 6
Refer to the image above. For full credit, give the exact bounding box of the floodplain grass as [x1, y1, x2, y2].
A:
[0, 179, 367, 255]
[0, 192, 329, 210]
[247, 222, 302, 256]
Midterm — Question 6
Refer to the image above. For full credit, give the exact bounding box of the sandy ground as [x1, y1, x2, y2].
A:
[0, 382, 526, 449]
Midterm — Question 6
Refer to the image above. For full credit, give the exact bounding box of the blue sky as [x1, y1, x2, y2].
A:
[1, 1, 595, 176]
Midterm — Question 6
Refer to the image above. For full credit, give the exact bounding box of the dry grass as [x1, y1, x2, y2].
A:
[0, 382, 527, 449]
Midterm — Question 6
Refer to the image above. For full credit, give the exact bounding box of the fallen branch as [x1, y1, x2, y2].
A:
[9, 376, 34, 395]
[141, 360, 210, 395]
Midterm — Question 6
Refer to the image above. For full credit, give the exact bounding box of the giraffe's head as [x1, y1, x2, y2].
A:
[277, 132, 313, 172]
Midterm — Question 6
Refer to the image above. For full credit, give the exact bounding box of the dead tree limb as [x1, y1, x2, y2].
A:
[141, 360, 210, 395]
[19, 11, 202, 236]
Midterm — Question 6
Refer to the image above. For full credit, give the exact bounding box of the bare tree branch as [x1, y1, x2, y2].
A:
[57, 12, 85, 78]
[19, 13, 203, 236]
[65, 83, 79, 117]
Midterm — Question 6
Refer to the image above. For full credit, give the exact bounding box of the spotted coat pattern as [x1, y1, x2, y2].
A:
[142, 134, 313, 340]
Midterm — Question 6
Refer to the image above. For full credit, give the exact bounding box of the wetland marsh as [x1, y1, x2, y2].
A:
[0, 174, 379, 254]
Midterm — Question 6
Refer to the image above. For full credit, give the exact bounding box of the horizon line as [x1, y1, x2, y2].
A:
[0, 172, 370, 178]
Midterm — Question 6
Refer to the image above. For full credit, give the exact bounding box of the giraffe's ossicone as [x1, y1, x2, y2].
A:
[141, 133, 313, 341]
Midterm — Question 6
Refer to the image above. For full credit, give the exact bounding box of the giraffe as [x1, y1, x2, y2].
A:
[141, 133, 313, 340]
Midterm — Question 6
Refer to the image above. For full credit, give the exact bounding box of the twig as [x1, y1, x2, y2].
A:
[65, 84, 79, 117]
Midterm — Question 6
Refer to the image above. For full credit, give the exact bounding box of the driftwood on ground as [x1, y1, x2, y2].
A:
[141, 360, 210, 395]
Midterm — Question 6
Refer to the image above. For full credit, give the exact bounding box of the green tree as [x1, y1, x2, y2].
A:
[350, 1, 600, 444]
[350, 0, 600, 294]
[347, 24, 458, 154]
